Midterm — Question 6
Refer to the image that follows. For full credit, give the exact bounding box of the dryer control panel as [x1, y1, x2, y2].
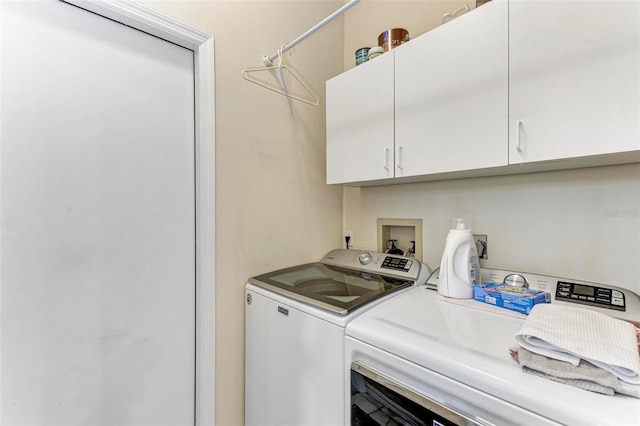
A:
[476, 268, 640, 323]
[555, 281, 625, 311]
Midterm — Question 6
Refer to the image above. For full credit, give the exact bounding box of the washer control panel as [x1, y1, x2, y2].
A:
[320, 249, 426, 283]
[381, 256, 413, 271]
[555, 281, 626, 311]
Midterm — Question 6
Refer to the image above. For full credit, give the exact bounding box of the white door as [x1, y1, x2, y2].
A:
[1, 1, 196, 424]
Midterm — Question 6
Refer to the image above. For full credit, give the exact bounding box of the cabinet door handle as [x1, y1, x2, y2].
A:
[515, 120, 523, 153]
[396, 146, 404, 170]
[383, 147, 390, 171]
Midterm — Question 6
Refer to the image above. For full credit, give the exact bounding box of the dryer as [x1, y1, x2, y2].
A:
[345, 268, 640, 425]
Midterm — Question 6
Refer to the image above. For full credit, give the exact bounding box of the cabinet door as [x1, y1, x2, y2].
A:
[509, 0, 640, 164]
[394, 0, 508, 178]
[326, 51, 395, 184]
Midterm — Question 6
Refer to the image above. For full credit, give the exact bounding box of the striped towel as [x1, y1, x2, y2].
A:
[515, 304, 640, 384]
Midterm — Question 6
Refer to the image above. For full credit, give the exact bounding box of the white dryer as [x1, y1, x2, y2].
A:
[345, 269, 640, 425]
[245, 249, 429, 426]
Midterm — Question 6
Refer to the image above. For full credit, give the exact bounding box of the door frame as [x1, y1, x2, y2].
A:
[58, 1, 216, 424]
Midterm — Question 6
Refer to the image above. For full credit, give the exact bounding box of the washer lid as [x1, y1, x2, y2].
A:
[249, 262, 413, 315]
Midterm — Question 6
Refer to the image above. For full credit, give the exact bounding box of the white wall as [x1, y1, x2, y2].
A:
[344, 164, 640, 293]
[142, 1, 344, 425]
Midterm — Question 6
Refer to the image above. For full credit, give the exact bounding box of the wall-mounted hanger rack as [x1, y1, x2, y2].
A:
[262, 0, 360, 67]
[242, 0, 361, 106]
[242, 46, 319, 106]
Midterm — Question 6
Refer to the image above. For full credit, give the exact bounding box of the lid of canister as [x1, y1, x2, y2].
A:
[449, 217, 471, 230]
[368, 46, 384, 59]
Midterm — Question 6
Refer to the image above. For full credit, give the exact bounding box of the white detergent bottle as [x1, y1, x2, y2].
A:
[438, 218, 480, 299]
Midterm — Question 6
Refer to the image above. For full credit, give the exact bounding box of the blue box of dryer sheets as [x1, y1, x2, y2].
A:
[473, 283, 551, 314]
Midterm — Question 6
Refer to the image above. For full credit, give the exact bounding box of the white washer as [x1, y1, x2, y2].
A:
[245, 249, 429, 426]
[345, 269, 640, 426]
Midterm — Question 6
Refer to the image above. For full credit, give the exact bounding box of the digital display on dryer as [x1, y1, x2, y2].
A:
[573, 284, 594, 296]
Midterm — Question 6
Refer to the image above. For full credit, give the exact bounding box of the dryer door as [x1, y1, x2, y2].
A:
[345, 337, 561, 426]
[351, 363, 481, 426]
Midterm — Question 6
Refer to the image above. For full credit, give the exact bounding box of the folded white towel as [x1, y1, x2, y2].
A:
[515, 304, 640, 384]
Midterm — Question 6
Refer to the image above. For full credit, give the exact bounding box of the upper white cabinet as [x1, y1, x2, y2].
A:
[327, 0, 640, 186]
[326, 1, 507, 185]
[326, 50, 395, 185]
[509, 0, 640, 164]
[394, 0, 508, 177]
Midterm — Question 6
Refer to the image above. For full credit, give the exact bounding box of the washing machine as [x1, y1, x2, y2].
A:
[245, 249, 429, 426]
[345, 268, 640, 426]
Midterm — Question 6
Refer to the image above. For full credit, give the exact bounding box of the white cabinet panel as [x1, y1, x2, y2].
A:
[509, 0, 640, 164]
[326, 51, 395, 184]
[395, 0, 508, 177]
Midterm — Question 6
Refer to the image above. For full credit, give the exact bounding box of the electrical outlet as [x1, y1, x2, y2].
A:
[474, 234, 488, 259]
[345, 230, 353, 249]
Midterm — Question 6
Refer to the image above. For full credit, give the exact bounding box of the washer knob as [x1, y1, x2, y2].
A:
[359, 252, 373, 265]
